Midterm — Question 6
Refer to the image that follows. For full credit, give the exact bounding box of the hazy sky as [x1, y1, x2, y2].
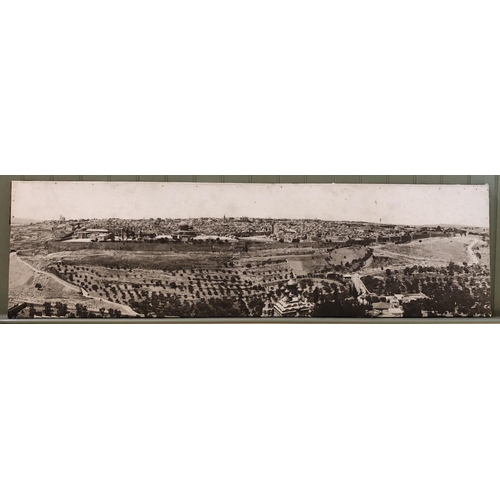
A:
[11, 182, 490, 227]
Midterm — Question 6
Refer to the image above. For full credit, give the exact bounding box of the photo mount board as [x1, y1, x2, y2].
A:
[6, 180, 492, 321]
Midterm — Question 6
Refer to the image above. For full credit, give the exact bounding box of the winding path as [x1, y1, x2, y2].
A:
[13, 253, 139, 317]
[351, 273, 369, 302]
[13, 253, 81, 292]
[86, 295, 140, 317]
[467, 239, 480, 265]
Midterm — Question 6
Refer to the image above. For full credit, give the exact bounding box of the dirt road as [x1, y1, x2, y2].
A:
[467, 239, 480, 265]
[13, 253, 82, 293]
[12, 253, 139, 317]
[351, 273, 369, 296]
[88, 295, 139, 317]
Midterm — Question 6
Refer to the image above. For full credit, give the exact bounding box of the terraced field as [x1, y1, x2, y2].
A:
[374, 236, 487, 266]
[8, 253, 137, 316]
[42, 255, 297, 317]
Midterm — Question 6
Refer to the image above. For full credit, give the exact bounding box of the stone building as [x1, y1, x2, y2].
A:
[273, 277, 313, 317]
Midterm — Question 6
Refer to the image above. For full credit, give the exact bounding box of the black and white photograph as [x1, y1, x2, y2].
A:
[8, 181, 491, 319]
[3, 0, 500, 497]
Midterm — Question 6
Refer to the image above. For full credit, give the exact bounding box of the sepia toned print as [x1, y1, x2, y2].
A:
[8, 182, 491, 319]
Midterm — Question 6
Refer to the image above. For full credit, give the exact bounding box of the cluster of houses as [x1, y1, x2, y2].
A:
[62, 221, 478, 247]
[72, 228, 111, 241]
[369, 293, 428, 318]
[52, 214, 489, 248]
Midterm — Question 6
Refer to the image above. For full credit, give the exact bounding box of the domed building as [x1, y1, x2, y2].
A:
[273, 274, 313, 317]
[174, 222, 197, 241]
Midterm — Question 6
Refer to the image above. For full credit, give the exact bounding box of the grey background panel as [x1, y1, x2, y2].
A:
[138, 176, 166, 182]
[304, 176, 335, 183]
[334, 175, 363, 183]
[442, 175, 470, 184]
[388, 175, 414, 184]
[360, 176, 390, 184]
[492, 176, 500, 310]
[52, 176, 81, 181]
[81, 175, 109, 181]
[416, 175, 442, 184]
[1, 174, 498, 322]
[195, 175, 224, 183]
[23, 175, 53, 181]
[109, 175, 139, 182]
[167, 175, 196, 182]
[0, 178, 11, 315]
[223, 175, 252, 183]
[471, 175, 488, 184]
[278, 175, 308, 183]
[250, 175, 280, 183]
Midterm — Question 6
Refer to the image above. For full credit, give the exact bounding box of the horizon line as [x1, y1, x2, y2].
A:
[11, 216, 490, 229]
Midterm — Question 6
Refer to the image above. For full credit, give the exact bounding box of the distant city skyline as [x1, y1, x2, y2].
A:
[11, 215, 488, 229]
[11, 182, 490, 228]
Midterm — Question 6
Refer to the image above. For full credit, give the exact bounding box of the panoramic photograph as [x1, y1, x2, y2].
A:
[8, 181, 491, 319]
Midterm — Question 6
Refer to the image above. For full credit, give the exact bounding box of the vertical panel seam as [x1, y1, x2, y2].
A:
[493, 175, 499, 313]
